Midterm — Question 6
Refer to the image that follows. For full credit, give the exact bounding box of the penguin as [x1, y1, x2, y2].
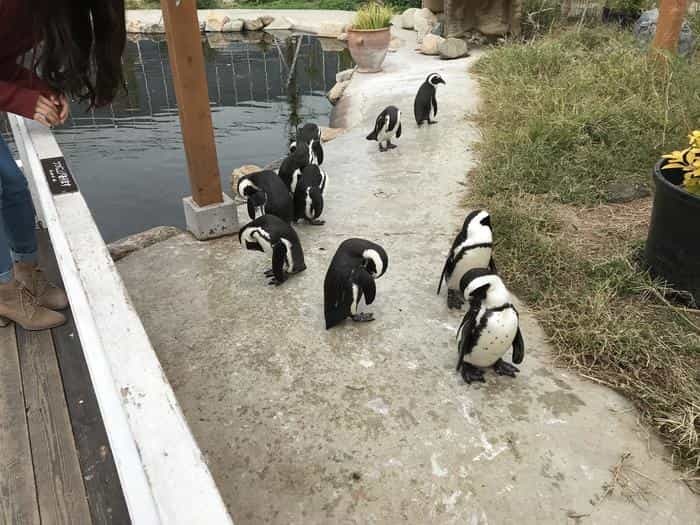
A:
[278, 140, 313, 194]
[237, 170, 294, 223]
[239, 214, 306, 286]
[293, 164, 328, 226]
[437, 210, 496, 310]
[456, 268, 524, 384]
[366, 105, 402, 152]
[324, 239, 389, 329]
[299, 123, 324, 166]
[414, 73, 446, 126]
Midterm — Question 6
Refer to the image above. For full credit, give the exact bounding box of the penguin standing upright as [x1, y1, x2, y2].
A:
[299, 123, 324, 165]
[414, 73, 446, 126]
[239, 214, 306, 286]
[237, 170, 294, 223]
[456, 268, 525, 384]
[278, 140, 313, 194]
[324, 239, 388, 329]
[366, 106, 402, 152]
[438, 210, 496, 310]
[293, 164, 328, 226]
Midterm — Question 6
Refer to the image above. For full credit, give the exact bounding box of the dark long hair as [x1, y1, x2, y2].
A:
[32, 0, 126, 108]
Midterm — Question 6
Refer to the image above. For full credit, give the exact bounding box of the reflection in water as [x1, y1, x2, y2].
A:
[2, 32, 352, 242]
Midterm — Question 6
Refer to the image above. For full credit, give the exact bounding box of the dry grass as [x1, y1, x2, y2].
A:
[470, 25, 700, 483]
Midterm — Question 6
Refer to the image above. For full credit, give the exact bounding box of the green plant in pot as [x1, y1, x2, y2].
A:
[646, 130, 700, 305]
[347, 2, 394, 73]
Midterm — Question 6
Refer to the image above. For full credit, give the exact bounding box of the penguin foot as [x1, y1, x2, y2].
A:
[351, 312, 375, 323]
[447, 289, 464, 310]
[267, 277, 285, 286]
[428, 120, 438, 125]
[387, 142, 397, 149]
[306, 218, 325, 226]
[493, 359, 520, 378]
[378, 145, 387, 152]
[459, 363, 485, 384]
[264, 268, 274, 277]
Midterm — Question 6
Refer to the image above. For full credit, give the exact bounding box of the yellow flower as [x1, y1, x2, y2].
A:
[688, 130, 700, 147]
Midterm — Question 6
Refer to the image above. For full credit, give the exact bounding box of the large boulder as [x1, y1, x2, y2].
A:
[222, 19, 244, 32]
[205, 15, 230, 32]
[327, 80, 350, 105]
[401, 8, 418, 29]
[243, 17, 265, 31]
[633, 8, 696, 57]
[126, 19, 145, 33]
[420, 34, 445, 55]
[336, 68, 355, 83]
[108, 226, 183, 261]
[415, 16, 435, 44]
[320, 127, 347, 143]
[439, 37, 469, 59]
[260, 15, 275, 27]
[414, 7, 438, 26]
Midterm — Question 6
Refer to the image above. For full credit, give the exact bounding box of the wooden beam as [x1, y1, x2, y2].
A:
[0, 326, 40, 525]
[160, 0, 223, 207]
[652, 0, 689, 54]
[17, 327, 92, 525]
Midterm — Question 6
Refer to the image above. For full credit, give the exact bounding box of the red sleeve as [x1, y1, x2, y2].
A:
[0, 63, 54, 119]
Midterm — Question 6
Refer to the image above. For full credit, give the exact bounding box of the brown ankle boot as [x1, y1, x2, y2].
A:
[0, 280, 66, 331]
[14, 261, 69, 311]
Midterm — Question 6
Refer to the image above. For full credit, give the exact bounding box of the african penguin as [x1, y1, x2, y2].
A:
[237, 170, 294, 223]
[414, 73, 445, 126]
[278, 141, 313, 194]
[366, 105, 402, 152]
[437, 210, 496, 310]
[239, 214, 306, 286]
[299, 123, 324, 166]
[293, 164, 328, 226]
[324, 239, 389, 329]
[456, 268, 524, 384]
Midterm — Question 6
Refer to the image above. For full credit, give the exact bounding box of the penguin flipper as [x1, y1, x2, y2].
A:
[367, 112, 385, 141]
[313, 140, 324, 165]
[437, 256, 451, 295]
[512, 326, 525, 365]
[489, 257, 498, 274]
[354, 267, 376, 305]
[431, 94, 438, 118]
[271, 242, 287, 284]
[456, 304, 479, 371]
[396, 122, 402, 139]
[324, 263, 350, 329]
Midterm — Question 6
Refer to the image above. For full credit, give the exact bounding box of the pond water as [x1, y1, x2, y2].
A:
[1, 32, 352, 242]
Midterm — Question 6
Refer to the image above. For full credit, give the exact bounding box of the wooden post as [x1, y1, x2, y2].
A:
[160, 0, 222, 207]
[651, 0, 689, 54]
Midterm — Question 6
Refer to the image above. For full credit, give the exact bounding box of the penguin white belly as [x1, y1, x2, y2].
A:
[377, 127, 395, 144]
[447, 247, 492, 289]
[465, 309, 518, 368]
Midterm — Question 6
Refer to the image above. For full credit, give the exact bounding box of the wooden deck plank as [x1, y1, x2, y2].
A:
[38, 231, 131, 525]
[17, 326, 92, 525]
[0, 325, 40, 525]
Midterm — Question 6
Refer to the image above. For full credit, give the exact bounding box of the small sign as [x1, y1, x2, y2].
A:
[41, 157, 78, 195]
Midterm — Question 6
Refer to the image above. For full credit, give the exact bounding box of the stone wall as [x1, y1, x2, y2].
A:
[422, 0, 523, 37]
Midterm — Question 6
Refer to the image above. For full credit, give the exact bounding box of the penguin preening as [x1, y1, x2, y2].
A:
[438, 210, 496, 310]
[414, 73, 445, 126]
[239, 214, 307, 286]
[456, 268, 524, 384]
[238, 170, 294, 223]
[324, 239, 389, 329]
[279, 140, 313, 194]
[366, 106, 402, 152]
[293, 164, 327, 226]
[299, 123, 324, 165]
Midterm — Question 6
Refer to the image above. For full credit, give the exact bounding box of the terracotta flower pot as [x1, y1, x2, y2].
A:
[347, 27, 391, 73]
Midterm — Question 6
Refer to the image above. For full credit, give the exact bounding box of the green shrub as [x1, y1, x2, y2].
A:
[352, 2, 394, 29]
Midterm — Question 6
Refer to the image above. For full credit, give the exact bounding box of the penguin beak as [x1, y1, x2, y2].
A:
[438, 78, 446, 85]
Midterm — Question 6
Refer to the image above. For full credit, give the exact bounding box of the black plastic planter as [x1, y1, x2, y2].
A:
[645, 160, 700, 304]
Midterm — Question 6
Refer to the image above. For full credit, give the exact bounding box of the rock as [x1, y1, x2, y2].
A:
[231, 165, 262, 197]
[320, 127, 347, 143]
[336, 68, 355, 83]
[266, 16, 293, 30]
[319, 37, 346, 52]
[337, 32, 349, 41]
[145, 23, 165, 34]
[439, 37, 469, 59]
[420, 34, 445, 55]
[327, 80, 350, 105]
[205, 15, 230, 32]
[317, 22, 347, 37]
[243, 17, 264, 32]
[415, 16, 436, 44]
[389, 36, 405, 52]
[108, 226, 183, 262]
[260, 15, 275, 27]
[126, 20, 145, 33]
[222, 19, 244, 32]
[604, 182, 652, 203]
[401, 8, 418, 29]
[431, 22, 445, 37]
[414, 7, 438, 26]
[634, 8, 696, 57]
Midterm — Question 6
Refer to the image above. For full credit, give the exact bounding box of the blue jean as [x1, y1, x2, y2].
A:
[0, 133, 38, 283]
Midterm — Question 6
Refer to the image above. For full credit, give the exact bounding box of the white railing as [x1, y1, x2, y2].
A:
[9, 115, 234, 525]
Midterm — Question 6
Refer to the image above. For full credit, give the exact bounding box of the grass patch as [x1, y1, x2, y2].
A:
[470, 25, 700, 481]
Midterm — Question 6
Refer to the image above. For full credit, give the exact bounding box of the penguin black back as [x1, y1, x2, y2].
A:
[414, 73, 445, 126]
[238, 170, 294, 223]
[293, 165, 326, 225]
[366, 106, 402, 152]
[299, 123, 324, 165]
[278, 141, 312, 193]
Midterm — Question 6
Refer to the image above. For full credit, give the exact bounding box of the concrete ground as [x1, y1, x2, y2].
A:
[117, 26, 699, 525]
